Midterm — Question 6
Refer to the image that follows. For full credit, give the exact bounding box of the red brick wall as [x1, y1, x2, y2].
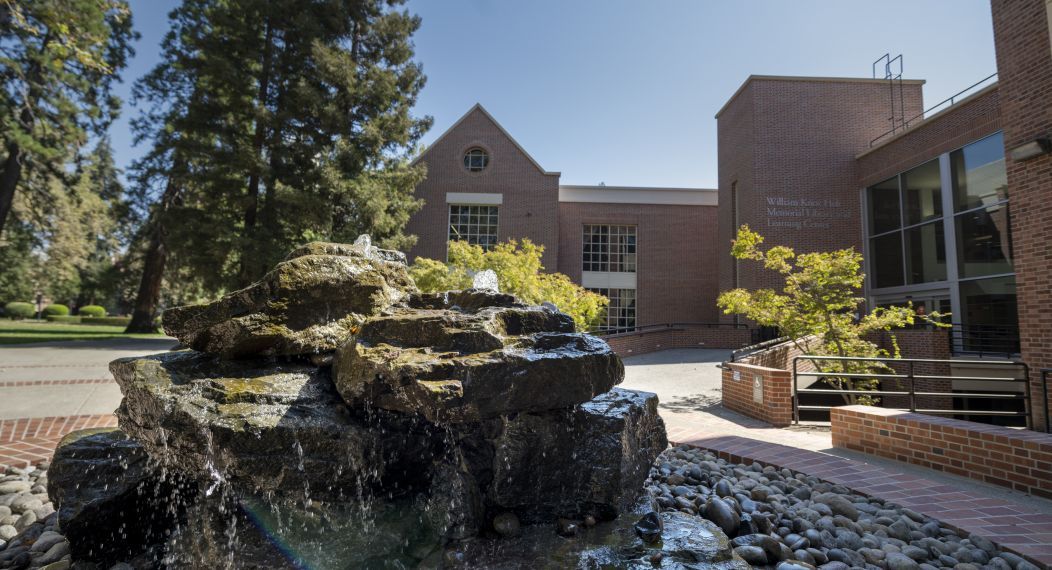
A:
[992, 0, 1052, 432]
[717, 77, 926, 298]
[407, 106, 561, 268]
[604, 326, 752, 357]
[721, 361, 793, 427]
[831, 405, 1052, 498]
[557, 202, 721, 326]
[856, 86, 1002, 187]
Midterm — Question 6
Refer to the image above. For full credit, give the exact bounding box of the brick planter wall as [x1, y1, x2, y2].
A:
[831, 405, 1052, 499]
[604, 327, 752, 357]
[721, 362, 793, 427]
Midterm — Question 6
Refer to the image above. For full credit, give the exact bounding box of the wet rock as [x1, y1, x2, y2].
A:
[111, 351, 436, 501]
[634, 511, 664, 543]
[492, 512, 520, 538]
[162, 243, 414, 358]
[887, 552, 923, 570]
[333, 293, 622, 422]
[735, 545, 768, 565]
[703, 496, 740, 537]
[556, 518, 579, 537]
[47, 428, 188, 565]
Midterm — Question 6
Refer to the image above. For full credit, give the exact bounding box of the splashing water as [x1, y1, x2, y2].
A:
[472, 269, 499, 292]
[353, 234, 371, 248]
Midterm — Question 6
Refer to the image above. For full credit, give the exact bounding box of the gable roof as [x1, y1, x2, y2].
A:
[413, 103, 560, 176]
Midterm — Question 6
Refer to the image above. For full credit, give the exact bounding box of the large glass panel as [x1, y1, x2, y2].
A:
[905, 221, 946, 284]
[902, 159, 942, 225]
[870, 232, 904, 288]
[867, 177, 901, 234]
[951, 132, 1007, 212]
[960, 275, 1018, 334]
[956, 204, 1013, 278]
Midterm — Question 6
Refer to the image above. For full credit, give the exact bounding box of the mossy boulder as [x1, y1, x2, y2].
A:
[162, 241, 415, 358]
[333, 290, 624, 423]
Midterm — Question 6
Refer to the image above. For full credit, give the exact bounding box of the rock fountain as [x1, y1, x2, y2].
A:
[42, 239, 745, 568]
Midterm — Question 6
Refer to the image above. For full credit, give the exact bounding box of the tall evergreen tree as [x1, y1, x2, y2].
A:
[0, 0, 136, 237]
[125, 0, 431, 331]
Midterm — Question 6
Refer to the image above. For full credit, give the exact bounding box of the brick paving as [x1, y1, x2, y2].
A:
[0, 378, 113, 387]
[0, 414, 118, 468]
[673, 431, 1052, 568]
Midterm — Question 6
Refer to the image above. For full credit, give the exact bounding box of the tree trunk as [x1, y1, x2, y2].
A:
[0, 144, 22, 238]
[237, 19, 275, 288]
[125, 177, 180, 333]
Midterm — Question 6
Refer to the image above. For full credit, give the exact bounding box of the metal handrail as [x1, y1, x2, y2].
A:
[948, 323, 1020, 358]
[791, 355, 1032, 429]
[1039, 369, 1052, 433]
[870, 72, 998, 147]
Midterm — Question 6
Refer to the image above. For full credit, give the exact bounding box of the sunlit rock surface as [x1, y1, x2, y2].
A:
[334, 289, 623, 422]
[110, 351, 436, 500]
[162, 244, 414, 358]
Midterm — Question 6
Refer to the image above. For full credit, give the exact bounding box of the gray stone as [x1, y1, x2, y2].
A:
[968, 533, 997, 555]
[818, 562, 850, 570]
[886, 552, 922, 570]
[703, 496, 740, 537]
[902, 544, 930, 562]
[29, 530, 64, 553]
[162, 244, 414, 358]
[333, 292, 621, 422]
[815, 493, 859, 521]
[491, 512, 520, 538]
[0, 524, 15, 540]
[0, 481, 31, 495]
[735, 545, 768, 565]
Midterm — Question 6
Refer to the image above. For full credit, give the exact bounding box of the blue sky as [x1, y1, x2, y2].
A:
[112, 0, 996, 188]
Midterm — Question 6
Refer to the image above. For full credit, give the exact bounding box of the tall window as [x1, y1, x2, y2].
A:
[588, 287, 636, 332]
[448, 204, 499, 250]
[583, 225, 636, 272]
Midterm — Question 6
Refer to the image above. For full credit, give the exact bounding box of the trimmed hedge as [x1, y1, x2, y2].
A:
[78, 305, 107, 317]
[81, 316, 132, 326]
[46, 315, 82, 324]
[4, 302, 35, 319]
[43, 304, 70, 316]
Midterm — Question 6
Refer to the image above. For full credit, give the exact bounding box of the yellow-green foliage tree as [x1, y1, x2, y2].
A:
[410, 239, 608, 331]
[717, 225, 937, 404]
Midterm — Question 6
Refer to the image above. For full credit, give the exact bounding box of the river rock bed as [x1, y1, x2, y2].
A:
[0, 463, 71, 570]
[645, 445, 1040, 570]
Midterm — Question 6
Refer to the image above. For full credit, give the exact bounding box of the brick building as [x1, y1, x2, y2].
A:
[408, 104, 725, 339]
[407, 0, 1052, 427]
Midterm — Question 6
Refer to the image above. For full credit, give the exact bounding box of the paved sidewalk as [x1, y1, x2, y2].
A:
[0, 337, 175, 467]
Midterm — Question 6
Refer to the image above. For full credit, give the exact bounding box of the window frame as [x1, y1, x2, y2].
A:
[447, 204, 499, 253]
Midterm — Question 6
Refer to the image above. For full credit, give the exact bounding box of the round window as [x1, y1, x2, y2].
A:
[463, 148, 489, 172]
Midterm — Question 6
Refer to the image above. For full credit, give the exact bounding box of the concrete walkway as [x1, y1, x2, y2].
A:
[0, 338, 177, 420]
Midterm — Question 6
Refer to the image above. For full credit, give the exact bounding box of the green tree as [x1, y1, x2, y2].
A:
[124, 0, 430, 331]
[717, 225, 935, 403]
[410, 239, 609, 331]
[0, 0, 136, 237]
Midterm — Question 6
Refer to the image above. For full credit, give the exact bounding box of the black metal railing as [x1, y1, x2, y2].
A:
[948, 323, 1020, 358]
[1040, 369, 1052, 434]
[870, 73, 998, 147]
[593, 322, 749, 337]
[791, 355, 1033, 428]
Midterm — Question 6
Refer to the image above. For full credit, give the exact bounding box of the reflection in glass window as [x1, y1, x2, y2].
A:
[902, 159, 942, 226]
[956, 204, 1013, 278]
[870, 232, 904, 288]
[960, 276, 1017, 329]
[587, 287, 636, 332]
[905, 222, 946, 284]
[448, 204, 499, 251]
[951, 132, 1007, 212]
[583, 225, 636, 272]
[867, 177, 901, 234]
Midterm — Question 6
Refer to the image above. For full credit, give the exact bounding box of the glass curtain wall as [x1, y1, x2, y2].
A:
[864, 132, 1016, 352]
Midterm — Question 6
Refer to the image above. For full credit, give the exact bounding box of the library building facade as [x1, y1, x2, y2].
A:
[404, 0, 1052, 429]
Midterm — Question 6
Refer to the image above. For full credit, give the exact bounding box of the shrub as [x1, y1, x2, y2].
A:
[46, 315, 82, 323]
[43, 304, 70, 317]
[4, 302, 35, 320]
[81, 316, 132, 326]
[77, 305, 107, 317]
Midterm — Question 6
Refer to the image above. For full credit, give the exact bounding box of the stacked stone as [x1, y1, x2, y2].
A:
[45, 240, 669, 567]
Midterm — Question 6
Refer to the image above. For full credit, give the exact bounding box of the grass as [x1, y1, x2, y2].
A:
[0, 320, 167, 345]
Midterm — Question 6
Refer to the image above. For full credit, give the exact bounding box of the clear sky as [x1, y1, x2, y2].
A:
[112, 0, 997, 188]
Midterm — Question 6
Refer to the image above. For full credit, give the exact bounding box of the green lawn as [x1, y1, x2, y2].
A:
[0, 320, 167, 345]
